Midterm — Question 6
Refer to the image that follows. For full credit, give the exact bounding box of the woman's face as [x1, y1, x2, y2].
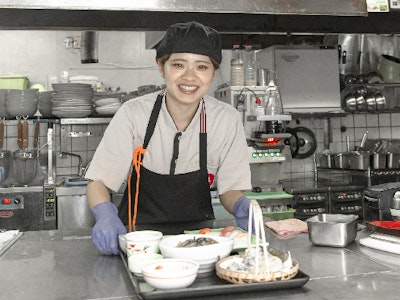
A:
[158, 53, 215, 107]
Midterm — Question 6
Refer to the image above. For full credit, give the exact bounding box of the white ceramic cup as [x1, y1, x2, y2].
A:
[125, 230, 163, 257]
[128, 252, 163, 276]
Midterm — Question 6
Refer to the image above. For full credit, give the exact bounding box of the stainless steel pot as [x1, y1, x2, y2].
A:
[387, 152, 400, 169]
[335, 152, 352, 169]
[371, 152, 387, 170]
[348, 151, 371, 170]
[318, 153, 335, 168]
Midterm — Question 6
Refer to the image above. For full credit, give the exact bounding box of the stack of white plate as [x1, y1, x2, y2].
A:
[51, 83, 93, 118]
[69, 75, 99, 91]
[5, 89, 39, 118]
[94, 97, 121, 116]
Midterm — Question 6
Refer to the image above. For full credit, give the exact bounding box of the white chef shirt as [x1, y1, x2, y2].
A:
[85, 91, 252, 195]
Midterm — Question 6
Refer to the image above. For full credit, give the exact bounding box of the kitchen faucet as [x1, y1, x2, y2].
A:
[59, 152, 83, 177]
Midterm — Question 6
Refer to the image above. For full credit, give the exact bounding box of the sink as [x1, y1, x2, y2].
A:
[64, 177, 88, 187]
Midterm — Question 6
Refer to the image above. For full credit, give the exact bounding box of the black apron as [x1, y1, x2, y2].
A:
[119, 93, 214, 232]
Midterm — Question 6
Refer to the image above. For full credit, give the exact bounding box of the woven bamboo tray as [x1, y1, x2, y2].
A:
[216, 254, 299, 284]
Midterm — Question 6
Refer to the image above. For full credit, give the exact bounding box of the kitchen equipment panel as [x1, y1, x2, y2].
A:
[363, 182, 400, 222]
[0, 186, 56, 231]
[282, 179, 365, 220]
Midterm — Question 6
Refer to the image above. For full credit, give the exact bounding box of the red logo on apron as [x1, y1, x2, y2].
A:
[208, 173, 215, 186]
[0, 211, 13, 218]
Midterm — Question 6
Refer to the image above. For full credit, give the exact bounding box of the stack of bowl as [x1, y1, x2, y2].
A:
[5, 89, 38, 118]
[0, 89, 7, 118]
[38, 91, 53, 118]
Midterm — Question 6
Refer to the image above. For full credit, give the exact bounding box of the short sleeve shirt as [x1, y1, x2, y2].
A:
[85, 91, 252, 195]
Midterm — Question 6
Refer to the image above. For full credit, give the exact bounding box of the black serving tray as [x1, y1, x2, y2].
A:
[120, 253, 309, 300]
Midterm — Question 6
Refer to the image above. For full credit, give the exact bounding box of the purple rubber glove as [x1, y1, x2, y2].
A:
[232, 196, 253, 232]
[92, 202, 127, 255]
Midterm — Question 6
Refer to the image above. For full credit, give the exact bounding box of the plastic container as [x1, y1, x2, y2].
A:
[0, 76, 29, 89]
[265, 80, 283, 115]
[230, 42, 244, 86]
[243, 43, 257, 86]
[263, 208, 295, 221]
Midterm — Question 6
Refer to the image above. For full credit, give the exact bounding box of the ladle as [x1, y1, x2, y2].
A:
[12, 116, 38, 186]
[0, 118, 11, 183]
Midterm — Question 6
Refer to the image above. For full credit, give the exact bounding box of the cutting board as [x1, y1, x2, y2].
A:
[0, 230, 23, 256]
[360, 233, 400, 255]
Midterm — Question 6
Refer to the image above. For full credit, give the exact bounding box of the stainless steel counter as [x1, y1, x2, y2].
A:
[1, 226, 400, 299]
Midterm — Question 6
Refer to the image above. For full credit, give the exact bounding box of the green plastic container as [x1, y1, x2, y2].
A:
[0, 76, 29, 89]
[263, 208, 296, 221]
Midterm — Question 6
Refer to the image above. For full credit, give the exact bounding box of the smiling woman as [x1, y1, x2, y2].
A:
[85, 21, 252, 255]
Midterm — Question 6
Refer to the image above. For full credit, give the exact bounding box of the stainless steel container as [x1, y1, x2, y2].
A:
[372, 152, 387, 169]
[318, 153, 335, 168]
[387, 152, 400, 169]
[307, 214, 359, 247]
[334, 152, 352, 169]
[348, 151, 371, 170]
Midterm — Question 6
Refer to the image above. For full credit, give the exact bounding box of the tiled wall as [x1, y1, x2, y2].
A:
[281, 111, 400, 181]
[1, 30, 400, 184]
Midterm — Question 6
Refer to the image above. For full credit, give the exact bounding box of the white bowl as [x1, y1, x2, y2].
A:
[118, 234, 127, 254]
[142, 258, 199, 290]
[128, 252, 163, 276]
[125, 230, 163, 255]
[159, 234, 234, 273]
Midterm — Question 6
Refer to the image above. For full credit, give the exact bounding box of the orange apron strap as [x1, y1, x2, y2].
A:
[128, 145, 147, 232]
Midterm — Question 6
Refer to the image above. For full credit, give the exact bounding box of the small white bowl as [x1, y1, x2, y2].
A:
[159, 234, 234, 273]
[128, 252, 163, 276]
[142, 258, 199, 290]
[118, 234, 127, 254]
[125, 230, 163, 255]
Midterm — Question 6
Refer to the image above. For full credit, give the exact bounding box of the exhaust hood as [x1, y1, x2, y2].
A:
[0, 0, 368, 16]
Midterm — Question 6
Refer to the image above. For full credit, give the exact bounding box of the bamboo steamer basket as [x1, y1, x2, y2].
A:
[216, 256, 299, 284]
[215, 200, 299, 284]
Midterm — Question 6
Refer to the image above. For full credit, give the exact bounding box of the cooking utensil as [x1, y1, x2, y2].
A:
[284, 127, 300, 158]
[372, 152, 387, 170]
[365, 92, 377, 112]
[355, 90, 366, 112]
[348, 151, 371, 170]
[12, 118, 38, 186]
[344, 93, 357, 112]
[22, 118, 28, 150]
[375, 92, 386, 112]
[387, 152, 400, 169]
[334, 152, 351, 169]
[291, 127, 317, 159]
[0, 119, 11, 184]
[360, 131, 368, 150]
[318, 153, 335, 168]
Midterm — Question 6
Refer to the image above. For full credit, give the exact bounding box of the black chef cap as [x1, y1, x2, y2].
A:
[156, 21, 222, 65]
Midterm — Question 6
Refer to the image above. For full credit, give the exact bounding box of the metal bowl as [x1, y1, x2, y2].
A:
[307, 214, 358, 247]
[375, 92, 386, 112]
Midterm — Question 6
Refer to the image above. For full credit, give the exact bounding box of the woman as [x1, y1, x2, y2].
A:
[85, 21, 252, 255]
